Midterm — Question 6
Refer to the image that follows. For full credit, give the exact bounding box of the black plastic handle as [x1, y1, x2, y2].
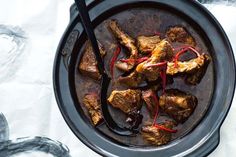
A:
[74, 0, 105, 75]
[74, 0, 136, 136]
[101, 75, 137, 136]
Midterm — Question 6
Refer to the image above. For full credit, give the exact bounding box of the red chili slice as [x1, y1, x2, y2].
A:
[146, 63, 176, 133]
[154, 124, 177, 133]
[159, 63, 167, 94]
[151, 92, 159, 125]
[173, 46, 200, 68]
[173, 44, 191, 51]
[154, 31, 162, 36]
[120, 57, 149, 64]
[110, 46, 121, 78]
[146, 61, 167, 68]
[145, 61, 167, 93]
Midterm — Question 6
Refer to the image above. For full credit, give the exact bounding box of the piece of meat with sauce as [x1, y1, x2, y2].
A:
[136, 39, 173, 81]
[118, 71, 144, 87]
[115, 60, 134, 72]
[142, 121, 176, 146]
[159, 89, 197, 123]
[166, 26, 196, 46]
[137, 35, 161, 54]
[107, 89, 142, 114]
[142, 90, 157, 118]
[167, 54, 211, 77]
[185, 54, 211, 85]
[79, 41, 106, 80]
[109, 20, 138, 71]
[83, 93, 103, 126]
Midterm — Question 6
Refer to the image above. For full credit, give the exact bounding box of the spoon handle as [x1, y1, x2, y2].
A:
[74, 0, 135, 136]
[75, 0, 105, 74]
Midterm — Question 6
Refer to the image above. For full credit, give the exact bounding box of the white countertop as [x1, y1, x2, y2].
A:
[0, 0, 235, 156]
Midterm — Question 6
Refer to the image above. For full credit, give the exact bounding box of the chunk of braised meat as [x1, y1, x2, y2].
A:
[136, 40, 173, 81]
[118, 71, 144, 87]
[79, 41, 106, 80]
[159, 89, 197, 123]
[83, 93, 103, 125]
[142, 121, 176, 146]
[109, 20, 138, 71]
[115, 60, 134, 72]
[137, 35, 161, 54]
[107, 89, 142, 114]
[185, 55, 211, 85]
[166, 26, 196, 46]
[167, 54, 211, 76]
[109, 20, 138, 58]
[142, 90, 157, 118]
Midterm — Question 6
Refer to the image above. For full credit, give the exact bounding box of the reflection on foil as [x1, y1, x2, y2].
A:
[0, 25, 27, 81]
[0, 113, 71, 157]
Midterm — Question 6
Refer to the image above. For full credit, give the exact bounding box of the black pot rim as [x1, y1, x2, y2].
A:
[53, 0, 236, 156]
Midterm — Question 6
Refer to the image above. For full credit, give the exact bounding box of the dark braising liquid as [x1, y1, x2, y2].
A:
[74, 8, 214, 146]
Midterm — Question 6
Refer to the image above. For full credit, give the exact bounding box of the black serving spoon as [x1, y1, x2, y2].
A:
[74, 0, 138, 136]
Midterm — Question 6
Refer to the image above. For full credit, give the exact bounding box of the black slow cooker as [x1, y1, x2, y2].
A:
[53, 0, 236, 156]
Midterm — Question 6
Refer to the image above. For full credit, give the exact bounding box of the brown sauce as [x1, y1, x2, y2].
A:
[74, 8, 214, 146]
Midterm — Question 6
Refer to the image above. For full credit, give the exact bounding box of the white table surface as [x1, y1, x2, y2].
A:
[0, 0, 235, 156]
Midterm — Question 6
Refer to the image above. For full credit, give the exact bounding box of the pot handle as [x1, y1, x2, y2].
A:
[61, 30, 80, 70]
[69, 3, 78, 20]
[189, 130, 220, 156]
[62, 0, 96, 70]
[60, 4, 80, 71]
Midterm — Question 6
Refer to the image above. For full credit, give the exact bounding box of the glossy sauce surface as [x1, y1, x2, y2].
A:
[74, 8, 214, 146]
